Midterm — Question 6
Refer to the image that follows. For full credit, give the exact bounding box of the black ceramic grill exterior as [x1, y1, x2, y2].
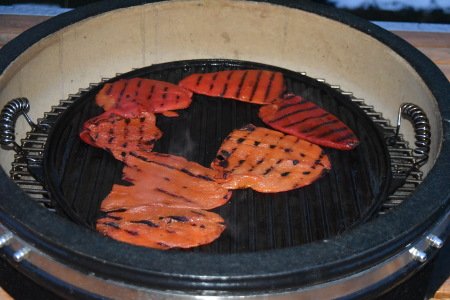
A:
[44, 59, 390, 253]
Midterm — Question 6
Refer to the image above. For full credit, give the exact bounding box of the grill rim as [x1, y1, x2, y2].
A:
[0, 0, 449, 293]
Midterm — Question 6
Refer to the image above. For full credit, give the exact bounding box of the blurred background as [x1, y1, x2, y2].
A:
[0, 0, 449, 23]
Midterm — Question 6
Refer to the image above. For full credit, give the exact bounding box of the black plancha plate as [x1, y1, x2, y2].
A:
[44, 59, 391, 253]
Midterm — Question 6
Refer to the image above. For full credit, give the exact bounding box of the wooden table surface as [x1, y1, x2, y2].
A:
[0, 14, 449, 300]
[1, 14, 449, 81]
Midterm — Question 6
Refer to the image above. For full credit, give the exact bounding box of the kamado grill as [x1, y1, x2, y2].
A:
[0, 0, 448, 299]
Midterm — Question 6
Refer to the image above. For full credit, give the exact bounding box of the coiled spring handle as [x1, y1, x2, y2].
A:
[0, 98, 47, 154]
[387, 103, 431, 169]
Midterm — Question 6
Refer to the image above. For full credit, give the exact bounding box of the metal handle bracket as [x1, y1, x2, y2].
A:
[387, 103, 431, 169]
[0, 98, 49, 154]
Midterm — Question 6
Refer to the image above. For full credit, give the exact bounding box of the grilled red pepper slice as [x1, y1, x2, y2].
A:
[178, 69, 285, 104]
[211, 124, 331, 193]
[97, 205, 225, 250]
[259, 95, 359, 150]
[80, 111, 162, 154]
[96, 78, 193, 117]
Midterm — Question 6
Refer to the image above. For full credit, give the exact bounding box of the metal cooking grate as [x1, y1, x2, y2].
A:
[8, 62, 423, 252]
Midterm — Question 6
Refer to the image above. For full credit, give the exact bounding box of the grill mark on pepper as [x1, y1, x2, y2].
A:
[264, 71, 276, 101]
[130, 220, 159, 227]
[101, 208, 127, 214]
[123, 119, 129, 140]
[105, 83, 114, 95]
[248, 70, 262, 102]
[236, 70, 248, 99]
[103, 215, 122, 221]
[155, 188, 194, 203]
[220, 71, 233, 97]
[218, 160, 229, 168]
[277, 99, 306, 112]
[263, 167, 273, 175]
[316, 127, 348, 138]
[269, 106, 319, 123]
[196, 75, 203, 86]
[208, 73, 218, 91]
[228, 147, 238, 157]
[147, 85, 155, 100]
[133, 79, 142, 97]
[162, 86, 169, 100]
[220, 83, 228, 97]
[220, 150, 231, 158]
[216, 154, 226, 161]
[180, 168, 214, 182]
[302, 119, 339, 134]
[168, 216, 189, 222]
[104, 222, 120, 229]
[139, 121, 144, 137]
[153, 152, 171, 157]
[301, 147, 324, 174]
[283, 113, 329, 127]
[118, 81, 129, 102]
[125, 229, 139, 236]
[313, 150, 326, 167]
[129, 152, 214, 182]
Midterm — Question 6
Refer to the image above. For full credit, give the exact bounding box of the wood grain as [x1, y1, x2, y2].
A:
[0, 15, 50, 48]
[434, 276, 450, 299]
[393, 30, 450, 80]
[0, 287, 14, 300]
[393, 31, 450, 48]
